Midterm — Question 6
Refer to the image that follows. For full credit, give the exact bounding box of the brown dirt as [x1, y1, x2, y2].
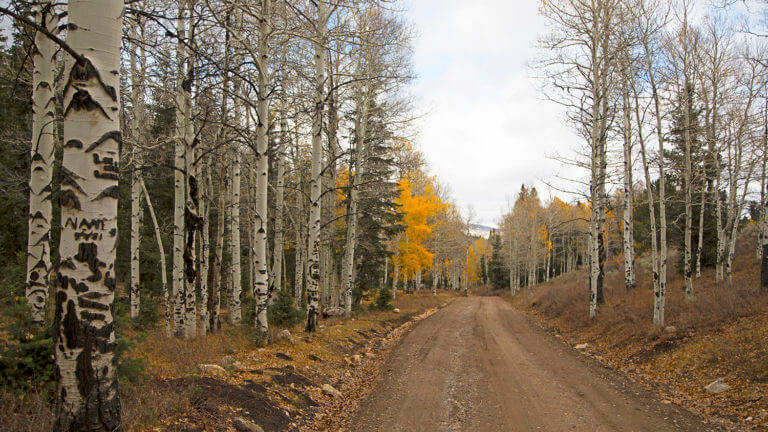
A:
[347, 296, 718, 432]
[156, 377, 290, 431]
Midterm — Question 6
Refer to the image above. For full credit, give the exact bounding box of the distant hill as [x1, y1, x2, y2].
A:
[469, 224, 494, 238]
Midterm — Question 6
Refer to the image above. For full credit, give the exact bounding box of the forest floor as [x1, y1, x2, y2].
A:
[512, 240, 768, 431]
[120, 291, 456, 432]
[0, 291, 455, 431]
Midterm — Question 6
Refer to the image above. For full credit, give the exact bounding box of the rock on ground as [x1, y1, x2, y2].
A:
[233, 417, 264, 432]
[574, 343, 588, 350]
[322, 384, 342, 398]
[198, 364, 227, 377]
[323, 307, 346, 317]
[221, 356, 246, 371]
[704, 379, 731, 394]
[276, 329, 294, 344]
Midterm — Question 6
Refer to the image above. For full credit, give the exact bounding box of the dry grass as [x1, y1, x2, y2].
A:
[0, 388, 53, 432]
[121, 381, 195, 432]
[514, 233, 768, 430]
[0, 290, 457, 432]
[519, 239, 768, 345]
[136, 325, 254, 378]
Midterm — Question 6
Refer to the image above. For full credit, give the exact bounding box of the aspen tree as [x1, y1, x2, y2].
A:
[230, 149, 242, 323]
[26, 0, 58, 324]
[129, 20, 145, 318]
[141, 180, 170, 337]
[54, 0, 123, 428]
[271, 109, 287, 300]
[341, 99, 367, 314]
[172, 0, 188, 337]
[306, 0, 328, 332]
[619, 49, 636, 290]
[253, 0, 272, 339]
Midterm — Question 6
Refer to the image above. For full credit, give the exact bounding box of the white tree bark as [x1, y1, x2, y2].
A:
[383, 255, 389, 288]
[129, 22, 144, 319]
[432, 258, 438, 296]
[198, 168, 211, 336]
[762, 168, 768, 289]
[141, 180, 170, 337]
[26, 0, 57, 324]
[762, 105, 768, 290]
[172, 0, 188, 337]
[342, 95, 368, 314]
[253, 1, 272, 339]
[294, 225, 305, 309]
[54, 0, 122, 428]
[306, 0, 327, 332]
[230, 150, 242, 324]
[696, 183, 706, 278]
[392, 253, 399, 300]
[210, 163, 227, 332]
[621, 75, 635, 290]
[648, 51, 668, 330]
[271, 108, 287, 299]
[683, 81, 694, 301]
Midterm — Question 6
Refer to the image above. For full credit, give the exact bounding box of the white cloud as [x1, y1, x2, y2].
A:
[405, 0, 583, 226]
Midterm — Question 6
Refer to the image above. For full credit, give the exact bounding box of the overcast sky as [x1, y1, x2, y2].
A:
[405, 1, 583, 227]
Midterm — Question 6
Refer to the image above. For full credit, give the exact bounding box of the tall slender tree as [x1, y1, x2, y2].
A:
[54, 0, 123, 428]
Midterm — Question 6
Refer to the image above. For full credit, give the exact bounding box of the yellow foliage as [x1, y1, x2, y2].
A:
[395, 178, 446, 278]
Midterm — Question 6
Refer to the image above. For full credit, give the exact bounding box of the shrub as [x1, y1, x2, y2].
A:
[268, 288, 305, 327]
[0, 251, 26, 302]
[0, 333, 56, 396]
[117, 334, 151, 386]
[369, 286, 394, 311]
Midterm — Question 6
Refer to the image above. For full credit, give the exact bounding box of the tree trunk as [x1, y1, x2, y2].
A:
[696, 183, 706, 278]
[198, 169, 211, 336]
[762, 105, 768, 290]
[54, 0, 123, 428]
[432, 259, 438, 296]
[253, 2, 271, 339]
[715, 166, 724, 281]
[271, 108, 287, 299]
[621, 81, 635, 290]
[129, 23, 144, 319]
[762, 183, 768, 289]
[181, 0, 199, 338]
[140, 180, 170, 337]
[26, 0, 57, 324]
[210, 163, 227, 332]
[683, 81, 694, 301]
[392, 257, 399, 300]
[383, 255, 388, 288]
[342, 97, 367, 314]
[649, 61, 668, 329]
[306, 0, 327, 332]
[632, 77, 662, 328]
[172, 0, 188, 337]
[294, 225, 305, 309]
[230, 150, 242, 324]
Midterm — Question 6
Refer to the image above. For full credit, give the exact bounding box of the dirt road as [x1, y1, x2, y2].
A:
[348, 296, 718, 432]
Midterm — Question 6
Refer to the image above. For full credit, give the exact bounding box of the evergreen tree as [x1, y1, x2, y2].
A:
[488, 233, 508, 290]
